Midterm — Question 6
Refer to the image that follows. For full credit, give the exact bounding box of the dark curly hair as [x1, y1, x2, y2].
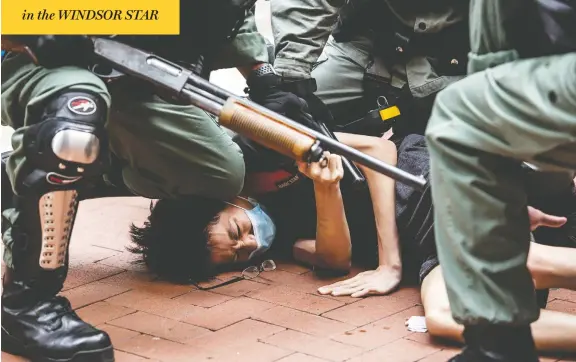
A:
[128, 196, 227, 284]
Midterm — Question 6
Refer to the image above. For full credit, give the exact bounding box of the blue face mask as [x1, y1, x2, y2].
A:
[227, 197, 277, 260]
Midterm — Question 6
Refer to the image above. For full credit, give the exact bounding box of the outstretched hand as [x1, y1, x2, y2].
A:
[317, 265, 401, 298]
[528, 206, 566, 231]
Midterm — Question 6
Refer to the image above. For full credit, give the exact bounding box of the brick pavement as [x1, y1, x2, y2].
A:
[2, 197, 576, 362]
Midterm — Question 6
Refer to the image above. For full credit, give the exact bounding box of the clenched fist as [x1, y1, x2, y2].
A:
[297, 152, 344, 186]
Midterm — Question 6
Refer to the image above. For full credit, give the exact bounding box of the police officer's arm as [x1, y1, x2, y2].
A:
[210, 7, 270, 72]
[271, 0, 345, 80]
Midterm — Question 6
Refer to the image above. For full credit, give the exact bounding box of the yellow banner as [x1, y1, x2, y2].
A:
[2, 0, 180, 35]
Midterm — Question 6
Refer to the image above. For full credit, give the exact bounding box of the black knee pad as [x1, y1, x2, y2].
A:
[19, 91, 108, 193]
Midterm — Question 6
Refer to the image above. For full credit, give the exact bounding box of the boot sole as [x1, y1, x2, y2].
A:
[1, 328, 115, 362]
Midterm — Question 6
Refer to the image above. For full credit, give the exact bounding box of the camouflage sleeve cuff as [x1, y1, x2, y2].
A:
[467, 50, 519, 75]
[273, 57, 315, 80]
[209, 32, 270, 70]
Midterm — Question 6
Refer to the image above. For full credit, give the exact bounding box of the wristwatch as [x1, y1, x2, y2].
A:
[246, 63, 280, 92]
[251, 63, 278, 78]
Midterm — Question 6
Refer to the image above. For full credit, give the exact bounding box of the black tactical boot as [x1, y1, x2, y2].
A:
[1, 192, 114, 362]
[448, 325, 539, 362]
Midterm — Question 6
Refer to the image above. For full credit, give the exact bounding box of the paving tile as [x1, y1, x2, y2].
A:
[98, 324, 142, 346]
[113, 279, 192, 299]
[250, 270, 318, 288]
[389, 286, 422, 304]
[248, 285, 345, 315]
[73, 200, 148, 252]
[172, 289, 234, 307]
[276, 353, 328, 362]
[98, 251, 155, 273]
[548, 299, 576, 314]
[261, 329, 363, 361]
[114, 334, 197, 362]
[252, 270, 359, 304]
[403, 330, 446, 347]
[316, 294, 360, 306]
[117, 333, 291, 362]
[108, 311, 212, 344]
[331, 305, 424, 349]
[60, 281, 131, 309]
[114, 350, 159, 362]
[76, 301, 136, 326]
[98, 271, 158, 289]
[209, 279, 269, 297]
[549, 289, 576, 302]
[193, 341, 292, 362]
[63, 263, 125, 291]
[253, 306, 355, 338]
[321, 293, 419, 326]
[312, 284, 419, 308]
[181, 296, 275, 330]
[186, 319, 285, 350]
[68, 245, 122, 267]
[550, 288, 576, 303]
[274, 261, 312, 275]
[346, 338, 440, 362]
[106, 290, 206, 321]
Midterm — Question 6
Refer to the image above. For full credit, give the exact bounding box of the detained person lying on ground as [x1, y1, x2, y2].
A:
[129, 133, 576, 353]
[129, 132, 401, 291]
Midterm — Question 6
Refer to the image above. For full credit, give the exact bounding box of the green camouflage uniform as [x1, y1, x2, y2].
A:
[1, 10, 269, 267]
[426, 0, 576, 325]
[271, 0, 468, 134]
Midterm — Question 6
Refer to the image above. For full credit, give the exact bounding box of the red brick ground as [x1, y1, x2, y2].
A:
[2, 197, 576, 362]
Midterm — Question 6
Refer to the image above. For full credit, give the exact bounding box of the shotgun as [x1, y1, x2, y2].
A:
[2, 37, 427, 190]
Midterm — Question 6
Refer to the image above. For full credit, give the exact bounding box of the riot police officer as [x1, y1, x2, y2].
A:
[270, 0, 469, 139]
[425, 0, 576, 360]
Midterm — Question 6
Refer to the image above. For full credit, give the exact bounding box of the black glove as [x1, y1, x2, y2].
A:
[247, 73, 323, 133]
[277, 78, 334, 129]
[16, 35, 94, 69]
[245, 72, 322, 170]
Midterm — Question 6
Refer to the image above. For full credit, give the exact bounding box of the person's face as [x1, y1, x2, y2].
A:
[207, 197, 258, 266]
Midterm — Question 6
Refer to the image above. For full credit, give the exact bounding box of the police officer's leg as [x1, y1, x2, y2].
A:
[1, 55, 113, 361]
[426, 53, 576, 361]
[311, 36, 373, 126]
[107, 94, 245, 200]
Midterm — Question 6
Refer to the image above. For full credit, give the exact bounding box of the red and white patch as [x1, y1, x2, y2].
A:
[67, 96, 97, 116]
[46, 172, 82, 186]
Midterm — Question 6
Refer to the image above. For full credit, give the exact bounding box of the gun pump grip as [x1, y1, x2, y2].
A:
[219, 99, 321, 162]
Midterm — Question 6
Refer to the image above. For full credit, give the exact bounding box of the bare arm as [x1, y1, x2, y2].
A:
[313, 177, 351, 270]
[271, 0, 344, 79]
[317, 133, 402, 297]
[296, 153, 351, 271]
[335, 133, 401, 270]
